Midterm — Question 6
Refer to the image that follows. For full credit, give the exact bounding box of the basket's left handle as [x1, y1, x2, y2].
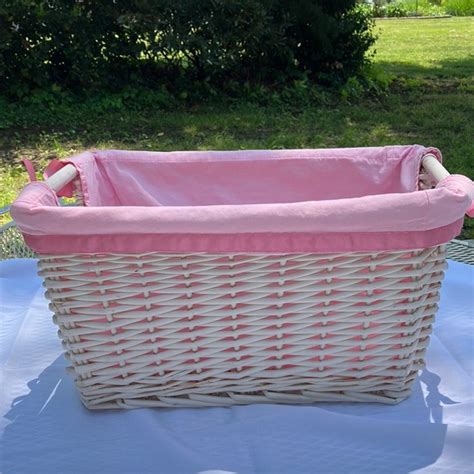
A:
[45, 164, 78, 193]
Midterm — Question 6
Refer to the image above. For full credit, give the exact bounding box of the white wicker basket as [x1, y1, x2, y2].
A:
[40, 246, 446, 409]
[12, 148, 472, 409]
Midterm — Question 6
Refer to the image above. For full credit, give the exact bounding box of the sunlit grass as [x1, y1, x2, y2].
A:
[374, 17, 474, 81]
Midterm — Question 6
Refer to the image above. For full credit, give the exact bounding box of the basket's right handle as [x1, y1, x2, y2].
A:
[423, 153, 474, 217]
[44, 163, 78, 194]
[422, 154, 450, 183]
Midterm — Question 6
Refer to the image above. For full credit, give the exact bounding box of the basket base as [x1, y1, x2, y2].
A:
[76, 373, 419, 410]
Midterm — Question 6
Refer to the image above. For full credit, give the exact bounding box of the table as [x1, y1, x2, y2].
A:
[1, 259, 473, 473]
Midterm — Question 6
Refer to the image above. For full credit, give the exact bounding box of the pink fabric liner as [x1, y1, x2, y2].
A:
[23, 221, 463, 254]
[11, 146, 474, 254]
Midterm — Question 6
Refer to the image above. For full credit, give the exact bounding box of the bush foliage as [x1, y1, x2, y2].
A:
[442, 0, 474, 16]
[372, 0, 474, 17]
[0, 1, 375, 97]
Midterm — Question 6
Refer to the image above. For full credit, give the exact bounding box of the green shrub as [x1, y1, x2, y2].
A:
[372, 0, 473, 17]
[0, 1, 375, 97]
[386, 3, 410, 16]
[442, 0, 474, 15]
[378, 1, 446, 17]
[401, 0, 446, 15]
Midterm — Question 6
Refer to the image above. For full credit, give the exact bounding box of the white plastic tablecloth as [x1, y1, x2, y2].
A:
[1, 259, 473, 473]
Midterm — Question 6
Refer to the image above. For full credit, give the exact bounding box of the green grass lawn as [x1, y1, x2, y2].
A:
[1, 17, 473, 237]
[375, 17, 474, 83]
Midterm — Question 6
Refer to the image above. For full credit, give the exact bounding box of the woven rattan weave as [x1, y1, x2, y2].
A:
[39, 245, 446, 408]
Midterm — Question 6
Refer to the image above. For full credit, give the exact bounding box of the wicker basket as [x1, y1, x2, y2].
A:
[11, 147, 474, 409]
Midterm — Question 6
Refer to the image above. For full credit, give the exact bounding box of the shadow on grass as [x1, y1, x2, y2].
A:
[377, 56, 474, 86]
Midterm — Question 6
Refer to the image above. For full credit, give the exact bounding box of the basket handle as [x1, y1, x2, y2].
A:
[423, 153, 474, 218]
[44, 163, 78, 193]
[421, 154, 450, 183]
